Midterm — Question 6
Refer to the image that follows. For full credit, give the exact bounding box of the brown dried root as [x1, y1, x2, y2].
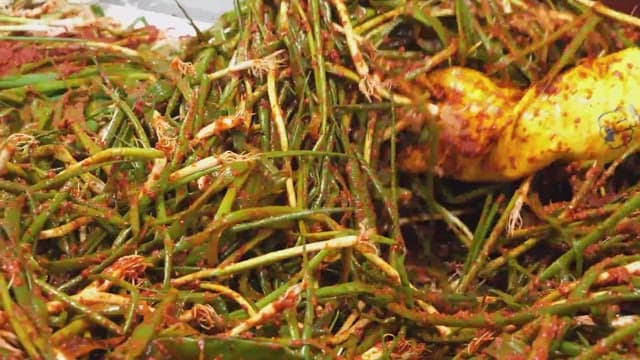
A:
[179, 304, 225, 331]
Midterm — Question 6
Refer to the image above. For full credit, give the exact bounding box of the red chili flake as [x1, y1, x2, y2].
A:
[56, 61, 84, 78]
[327, 49, 340, 63]
[583, 243, 600, 258]
[0, 42, 41, 75]
[134, 99, 145, 113]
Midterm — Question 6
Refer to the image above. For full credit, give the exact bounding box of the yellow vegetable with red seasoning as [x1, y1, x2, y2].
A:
[400, 47, 640, 182]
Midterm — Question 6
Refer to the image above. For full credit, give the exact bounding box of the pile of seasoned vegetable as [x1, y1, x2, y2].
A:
[1, 0, 640, 358]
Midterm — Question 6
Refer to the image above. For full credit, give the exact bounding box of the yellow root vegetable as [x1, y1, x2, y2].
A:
[400, 47, 640, 182]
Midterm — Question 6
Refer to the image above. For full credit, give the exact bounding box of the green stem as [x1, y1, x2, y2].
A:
[541, 190, 640, 280]
[30, 148, 164, 191]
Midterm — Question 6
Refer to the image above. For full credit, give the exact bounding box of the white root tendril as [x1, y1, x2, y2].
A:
[7, 133, 38, 151]
[329, 312, 371, 345]
[0, 133, 38, 176]
[249, 50, 286, 77]
[217, 151, 260, 164]
[208, 50, 286, 81]
[192, 102, 249, 143]
[46, 255, 150, 314]
[151, 111, 178, 156]
[182, 304, 224, 331]
[168, 151, 259, 183]
[0, 328, 21, 357]
[467, 330, 495, 355]
[228, 282, 305, 336]
[507, 196, 524, 235]
[361, 336, 427, 360]
[507, 177, 531, 235]
[170, 57, 196, 77]
[139, 157, 167, 200]
[102, 255, 150, 284]
[358, 75, 379, 102]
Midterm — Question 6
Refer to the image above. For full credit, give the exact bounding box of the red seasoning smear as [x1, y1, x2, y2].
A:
[0, 25, 160, 76]
[0, 41, 42, 75]
[0, 41, 78, 76]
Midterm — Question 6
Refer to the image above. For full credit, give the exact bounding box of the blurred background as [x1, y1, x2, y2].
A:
[100, 0, 235, 36]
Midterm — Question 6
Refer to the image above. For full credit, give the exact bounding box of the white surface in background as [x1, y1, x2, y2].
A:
[100, 0, 235, 36]
[101, 4, 208, 37]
